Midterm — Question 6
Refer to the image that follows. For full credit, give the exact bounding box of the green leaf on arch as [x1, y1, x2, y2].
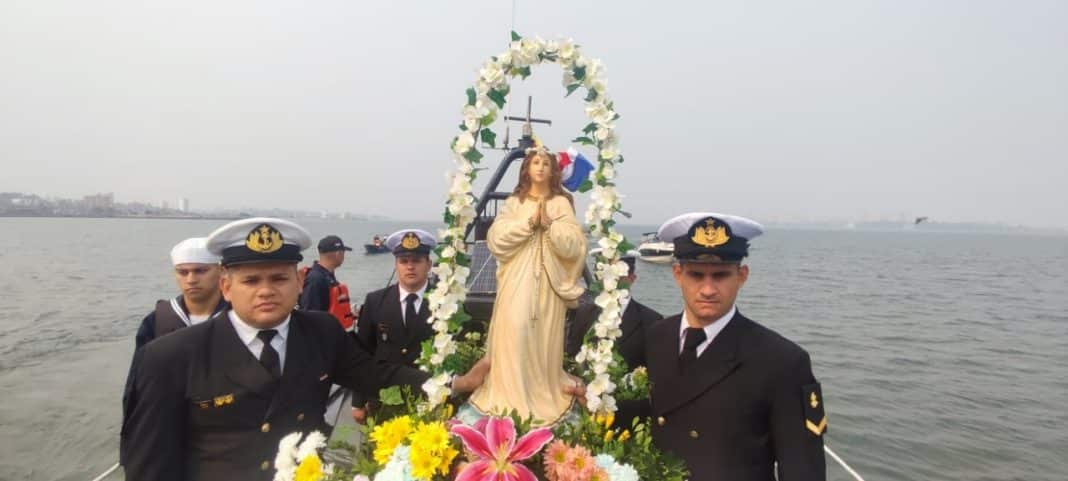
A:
[578, 179, 594, 193]
[463, 148, 484, 163]
[466, 88, 476, 106]
[573, 65, 587, 81]
[573, 136, 595, 146]
[480, 128, 497, 148]
[565, 83, 582, 97]
[488, 89, 507, 109]
[511, 31, 521, 42]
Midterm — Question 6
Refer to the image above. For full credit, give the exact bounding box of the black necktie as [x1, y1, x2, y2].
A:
[257, 329, 282, 379]
[679, 327, 707, 373]
[404, 293, 419, 328]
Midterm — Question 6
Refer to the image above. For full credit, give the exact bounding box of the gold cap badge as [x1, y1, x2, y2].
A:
[400, 232, 420, 250]
[691, 219, 730, 248]
[246, 224, 284, 253]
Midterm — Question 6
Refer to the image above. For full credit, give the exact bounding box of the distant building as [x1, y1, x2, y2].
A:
[162, 200, 170, 210]
[82, 193, 114, 210]
[178, 198, 189, 212]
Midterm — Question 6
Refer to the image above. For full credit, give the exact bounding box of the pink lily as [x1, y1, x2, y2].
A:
[451, 416, 554, 481]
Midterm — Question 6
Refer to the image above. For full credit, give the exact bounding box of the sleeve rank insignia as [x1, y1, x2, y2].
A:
[802, 383, 827, 436]
[213, 393, 235, 407]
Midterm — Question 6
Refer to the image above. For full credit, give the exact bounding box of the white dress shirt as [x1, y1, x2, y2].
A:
[229, 310, 290, 372]
[619, 295, 632, 315]
[398, 282, 429, 325]
[679, 305, 736, 357]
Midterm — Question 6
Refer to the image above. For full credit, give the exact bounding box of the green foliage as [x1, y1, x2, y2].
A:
[443, 330, 486, 383]
[487, 88, 507, 109]
[511, 30, 521, 41]
[554, 412, 689, 481]
[582, 122, 598, 134]
[463, 147, 483, 163]
[577, 179, 594, 193]
[516, 66, 532, 79]
[572, 136, 595, 146]
[466, 87, 476, 106]
[480, 128, 497, 148]
[584, 88, 599, 102]
[614, 366, 650, 402]
[573, 65, 587, 81]
[565, 83, 581, 97]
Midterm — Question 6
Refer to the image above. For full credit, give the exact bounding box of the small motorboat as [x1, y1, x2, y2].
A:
[364, 235, 390, 254]
[637, 232, 673, 264]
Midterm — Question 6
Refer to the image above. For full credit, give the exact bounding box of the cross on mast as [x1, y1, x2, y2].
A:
[502, 96, 552, 149]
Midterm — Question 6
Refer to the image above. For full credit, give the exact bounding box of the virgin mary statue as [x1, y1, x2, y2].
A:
[468, 147, 587, 425]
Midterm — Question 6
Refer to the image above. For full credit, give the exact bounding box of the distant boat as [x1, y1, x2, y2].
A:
[914, 216, 929, 225]
[364, 235, 390, 254]
[637, 232, 673, 264]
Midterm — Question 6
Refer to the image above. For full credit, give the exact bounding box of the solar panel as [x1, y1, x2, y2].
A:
[467, 241, 498, 294]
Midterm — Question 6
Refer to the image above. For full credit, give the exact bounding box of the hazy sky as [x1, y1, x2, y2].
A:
[2, 1, 1066, 228]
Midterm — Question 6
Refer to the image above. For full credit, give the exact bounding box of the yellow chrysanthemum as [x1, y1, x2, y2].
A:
[618, 429, 631, 442]
[409, 447, 439, 481]
[409, 421, 450, 451]
[603, 430, 615, 443]
[294, 454, 323, 481]
[370, 416, 413, 465]
[407, 421, 458, 479]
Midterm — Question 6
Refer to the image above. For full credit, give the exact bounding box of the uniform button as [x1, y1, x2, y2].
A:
[297, 413, 305, 422]
[657, 416, 666, 426]
[261, 423, 270, 433]
[401, 348, 408, 355]
[261, 460, 270, 471]
[689, 430, 700, 439]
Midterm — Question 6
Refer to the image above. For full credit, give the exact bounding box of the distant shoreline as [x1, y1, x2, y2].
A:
[0, 214, 242, 221]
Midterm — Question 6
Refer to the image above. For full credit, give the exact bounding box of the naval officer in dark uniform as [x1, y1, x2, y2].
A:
[351, 229, 437, 422]
[122, 218, 489, 481]
[646, 212, 826, 481]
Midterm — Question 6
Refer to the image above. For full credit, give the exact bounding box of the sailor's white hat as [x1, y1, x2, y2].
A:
[170, 237, 220, 266]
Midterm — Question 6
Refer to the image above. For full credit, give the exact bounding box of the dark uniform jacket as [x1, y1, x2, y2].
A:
[647, 311, 826, 481]
[121, 296, 229, 465]
[122, 309, 428, 481]
[299, 262, 335, 312]
[565, 298, 663, 370]
[351, 283, 432, 406]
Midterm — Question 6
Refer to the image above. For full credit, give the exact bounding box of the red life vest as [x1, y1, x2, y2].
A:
[300, 266, 355, 331]
[329, 283, 355, 331]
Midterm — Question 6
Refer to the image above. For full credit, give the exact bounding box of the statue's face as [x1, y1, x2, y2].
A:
[221, 262, 302, 329]
[527, 153, 552, 187]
